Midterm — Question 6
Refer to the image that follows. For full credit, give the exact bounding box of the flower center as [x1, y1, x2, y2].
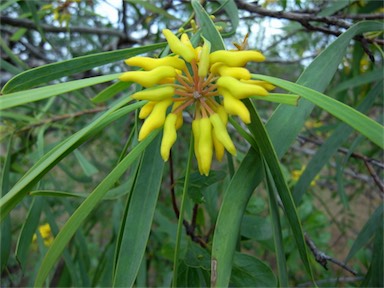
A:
[172, 60, 219, 118]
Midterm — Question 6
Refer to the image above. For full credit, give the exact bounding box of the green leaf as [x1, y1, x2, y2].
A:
[245, 100, 315, 283]
[0, 73, 121, 110]
[253, 74, 384, 149]
[113, 134, 164, 287]
[265, 21, 384, 158]
[252, 93, 300, 106]
[34, 132, 158, 287]
[0, 99, 143, 222]
[191, 0, 225, 51]
[74, 150, 99, 177]
[92, 80, 132, 103]
[2, 43, 165, 93]
[230, 252, 277, 287]
[0, 136, 12, 272]
[241, 215, 272, 241]
[177, 171, 226, 204]
[293, 81, 382, 204]
[345, 204, 383, 262]
[215, 0, 239, 36]
[360, 224, 383, 287]
[211, 148, 264, 287]
[265, 167, 288, 286]
[332, 69, 383, 94]
[173, 136, 194, 288]
[15, 197, 44, 269]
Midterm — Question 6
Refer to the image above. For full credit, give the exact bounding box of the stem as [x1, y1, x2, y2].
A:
[172, 135, 194, 287]
[169, 151, 180, 218]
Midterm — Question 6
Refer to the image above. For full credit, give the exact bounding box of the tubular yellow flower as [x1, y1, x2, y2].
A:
[198, 38, 211, 77]
[198, 117, 213, 176]
[119, 66, 176, 87]
[139, 99, 172, 141]
[192, 119, 203, 174]
[125, 56, 186, 71]
[220, 88, 251, 123]
[161, 113, 178, 161]
[121, 29, 275, 175]
[210, 50, 265, 66]
[210, 113, 236, 156]
[240, 79, 276, 91]
[212, 132, 225, 161]
[139, 101, 156, 119]
[132, 86, 175, 101]
[217, 76, 269, 99]
[210, 62, 251, 79]
[163, 29, 196, 62]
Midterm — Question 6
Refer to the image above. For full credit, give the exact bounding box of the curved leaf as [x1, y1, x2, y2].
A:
[253, 74, 384, 149]
[0, 73, 121, 110]
[2, 43, 165, 93]
[113, 135, 164, 287]
[265, 21, 384, 158]
[34, 131, 158, 287]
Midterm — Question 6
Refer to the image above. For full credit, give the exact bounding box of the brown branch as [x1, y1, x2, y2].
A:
[304, 233, 357, 276]
[0, 15, 137, 43]
[236, 1, 384, 47]
[168, 152, 207, 248]
[14, 107, 107, 134]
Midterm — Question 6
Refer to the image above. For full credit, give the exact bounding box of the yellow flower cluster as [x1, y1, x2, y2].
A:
[120, 29, 274, 175]
[32, 223, 54, 247]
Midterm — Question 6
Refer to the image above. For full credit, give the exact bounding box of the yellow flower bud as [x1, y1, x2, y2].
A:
[163, 29, 196, 62]
[220, 88, 251, 124]
[120, 66, 176, 87]
[212, 132, 225, 161]
[210, 63, 251, 80]
[125, 56, 186, 71]
[139, 101, 156, 119]
[198, 117, 213, 176]
[192, 119, 203, 174]
[217, 76, 269, 99]
[240, 79, 275, 91]
[132, 86, 175, 101]
[216, 105, 228, 124]
[209, 50, 265, 67]
[161, 113, 178, 161]
[138, 99, 172, 140]
[198, 38, 211, 77]
[171, 102, 184, 129]
[210, 113, 236, 155]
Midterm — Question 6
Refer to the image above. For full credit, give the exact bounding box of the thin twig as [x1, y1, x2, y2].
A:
[0, 16, 137, 43]
[304, 233, 357, 276]
[168, 152, 207, 247]
[236, 1, 384, 46]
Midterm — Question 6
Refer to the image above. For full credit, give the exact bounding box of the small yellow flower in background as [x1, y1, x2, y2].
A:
[291, 166, 319, 187]
[120, 29, 274, 176]
[32, 223, 54, 247]
[305, 120, 323, 129]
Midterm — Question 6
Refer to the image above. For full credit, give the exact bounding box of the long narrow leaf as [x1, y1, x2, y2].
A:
[2, 43, 165, 93]
[265, 21, 383, 158]
[34, 132, 158, 287]
[0, 73, 121, 110]
[265, 165, 288, 287]
[245, 99, 315, 283]
[113, 134, 164, 287]
[0, 99, 143, 221]
[293, 81, 383, 204]
[253, 74, 384, 149]
[191, 0, 225, 51]
[211, 148, 264, 287]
